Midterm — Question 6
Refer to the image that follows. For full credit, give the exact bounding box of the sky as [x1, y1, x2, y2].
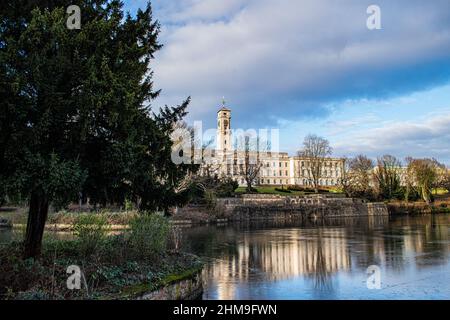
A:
[123, 0, 450, 165]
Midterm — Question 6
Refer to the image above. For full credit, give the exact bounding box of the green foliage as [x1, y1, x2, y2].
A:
[124, 199, 134, 212]
[215, 178, 239, 197]
[73, 214, 110, 256]
[127, 214, 170, 259]
[0, 237, 203, 300]
[0, 1, 195, 256]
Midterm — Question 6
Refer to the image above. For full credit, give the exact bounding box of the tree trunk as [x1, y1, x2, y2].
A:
[23, 191, 49, 258]
[421, 185, 430, 205]
[314, 181, 319, 193]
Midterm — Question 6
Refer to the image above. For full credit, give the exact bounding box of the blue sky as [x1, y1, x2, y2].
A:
[124, 0, 450, 165]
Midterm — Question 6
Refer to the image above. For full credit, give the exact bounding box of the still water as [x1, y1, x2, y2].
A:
[181, 215, 449, 300]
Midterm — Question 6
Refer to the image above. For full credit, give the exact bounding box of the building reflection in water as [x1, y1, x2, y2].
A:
[182, 215, 449, 300]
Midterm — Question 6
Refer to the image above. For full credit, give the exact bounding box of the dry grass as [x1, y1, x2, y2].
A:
[0, 208, 139, 227]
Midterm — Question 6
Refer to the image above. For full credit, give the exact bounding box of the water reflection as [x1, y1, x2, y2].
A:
[182, 215, 449, 300]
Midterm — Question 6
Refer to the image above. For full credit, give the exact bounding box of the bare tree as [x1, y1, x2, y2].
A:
[408, 158, 444, 204]
[403, 157, 416, 202]
[298, 134, 332, 193]
[348, 155, 375, 198]
[200, 138, 222, 178]
[440, 169, 450, 193]
[238, 135, 264, 192]
[338, 157, 352, 196]
[373, 155, 402, 200]
[432, 163, 448, 195]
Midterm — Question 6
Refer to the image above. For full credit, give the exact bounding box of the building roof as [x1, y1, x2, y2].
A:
[218, 106, 231, 113]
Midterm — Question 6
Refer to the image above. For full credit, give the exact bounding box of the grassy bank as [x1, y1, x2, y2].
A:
[0, 214, 203, 300]
[0, 208, 139, 226]
[387, 193, 450, 215]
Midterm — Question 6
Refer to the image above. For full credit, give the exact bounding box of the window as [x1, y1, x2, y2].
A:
[285, 170, 288, 176]
[279, 162, 282, 167]
[285, 162, 288, 167]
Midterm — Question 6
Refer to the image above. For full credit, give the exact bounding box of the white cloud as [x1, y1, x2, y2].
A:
[151, 0, 450, 125]
[333, 112, 450, 164]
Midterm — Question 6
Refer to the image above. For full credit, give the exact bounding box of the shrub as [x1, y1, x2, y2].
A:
[127, 214, 170, 260]
[204, 190, 217, 209]
[73, 214, 110, 256]
[124, 198, 134, 211]
[216, 178, 239, 197]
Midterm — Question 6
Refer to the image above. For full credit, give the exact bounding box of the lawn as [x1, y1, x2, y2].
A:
[433, 188, 449, 196]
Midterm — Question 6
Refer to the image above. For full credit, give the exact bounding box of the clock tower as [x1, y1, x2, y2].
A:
[216, 99, 231, 151]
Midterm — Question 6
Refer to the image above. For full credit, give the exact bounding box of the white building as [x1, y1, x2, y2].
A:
[200, 104, 344, 187]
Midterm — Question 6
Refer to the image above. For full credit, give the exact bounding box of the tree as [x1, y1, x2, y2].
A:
[350, 155, 374, 194]
[342, 155, 374, 198]
[403, 157, 417, 202]
[298, 134, 332, 193]
[433, 164, 449, 194]
[238, 135, 263, 192]
[338, 157, 352, 197]
[0, 1, 193, 257]
[374, 155, 402, 200]
[440, 170, 450, 193]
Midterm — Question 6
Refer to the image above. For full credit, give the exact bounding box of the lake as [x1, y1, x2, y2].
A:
[1, 214, 448, 300]
[180, 214, 449, 300]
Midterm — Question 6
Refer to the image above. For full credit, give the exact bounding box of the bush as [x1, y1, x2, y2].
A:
[216, 178, 239, 197]
[287, 185, 315, 192]
[73, 214, 110, 256]
[203, 190, 217, 209]
[127, 214, 170, 260]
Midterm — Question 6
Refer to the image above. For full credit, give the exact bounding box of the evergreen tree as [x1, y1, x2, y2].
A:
[0, 1, 194, 257]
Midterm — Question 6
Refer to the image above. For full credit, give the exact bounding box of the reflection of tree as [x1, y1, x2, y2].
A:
[312, 229, 333, 291]
[182, 215, 449, 299]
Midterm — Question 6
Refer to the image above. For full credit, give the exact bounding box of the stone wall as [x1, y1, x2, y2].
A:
[216, 194, 388, 220]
